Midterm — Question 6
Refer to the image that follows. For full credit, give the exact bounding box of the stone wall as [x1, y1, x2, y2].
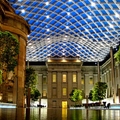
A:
[0, 0, 30, 107]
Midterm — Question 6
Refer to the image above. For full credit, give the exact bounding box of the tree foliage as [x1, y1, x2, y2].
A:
[0, 31, 19, 72]
[31, 88, 41, 101]
[25, 67, 37, 88]
[0, 30, 19, 90]
[69, 89, 83, 104]
[114, 46, 120, 64]
[88, 82, 108, 101]
[25, 67, 41, 101]
[88, 90, 93, 101]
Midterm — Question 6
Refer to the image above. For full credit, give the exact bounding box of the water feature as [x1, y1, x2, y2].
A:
[0, 108, 120, 120]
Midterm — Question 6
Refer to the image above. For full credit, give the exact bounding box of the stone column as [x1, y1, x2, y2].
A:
[77, 71, 81, 89]
[57, 71, 62, 107]
[57, 72, 62, 99]
[110, 47, 116, 103]
[47, 71, 52, 98]
[37, 74, 42, 105]
[47, 71, 52, 108]
[85, 74, 89, 96]
[27, 61, 29, 68]
[0, 0, 30, 107]
[67, 71, 72, 107]
[97, 62, 100, 82]
[67, 71, 72, 98]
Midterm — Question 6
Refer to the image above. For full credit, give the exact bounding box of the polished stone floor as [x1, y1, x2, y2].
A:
[0, 108, 120, 120]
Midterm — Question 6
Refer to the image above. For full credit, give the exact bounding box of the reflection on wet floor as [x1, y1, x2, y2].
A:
[0, 108, 120, 120]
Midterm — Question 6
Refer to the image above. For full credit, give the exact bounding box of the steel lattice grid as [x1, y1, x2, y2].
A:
[8, 0, 120, 62]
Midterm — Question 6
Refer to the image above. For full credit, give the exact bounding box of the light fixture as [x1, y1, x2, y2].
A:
[105, 35, 108, 38]
[85, 29, 89, 32]
[88, 15, 91, 19]
[45, 2, 49, 5]
[47, 45, 51, 48]
[115, 13, 119, 18]
[21, 9, 25, 13]
[18, 0, 22, 2]
[62, 53, 65, 55]
[91, 2, 96, 7]
[28, 42, 32, 46]
[47, 29, 50, 32]
[66, 26, 69, 29]
[31, 46, 34, 48]
[46, 15, 49, 19]
[64, 38, 67, 40]
[67, 12, 70, 16]
[47, 54, 51, 57]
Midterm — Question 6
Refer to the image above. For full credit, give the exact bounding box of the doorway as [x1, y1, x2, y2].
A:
[62, 101, 67, 108]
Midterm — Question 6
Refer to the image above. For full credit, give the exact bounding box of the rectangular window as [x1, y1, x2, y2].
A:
[81, 78, 84, 85]
[63, 74, 66, 82]
[73, 73, 76, 82]
[89, 77, 93, 84]
[52, 73, 56, 82]
[43, 90, 47, 97]
[63, 88, 66, 95]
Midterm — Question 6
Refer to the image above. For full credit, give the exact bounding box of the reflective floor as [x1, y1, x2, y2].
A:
[0, 108, 120, 120]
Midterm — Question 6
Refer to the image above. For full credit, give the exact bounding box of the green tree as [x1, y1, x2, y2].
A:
[0, 31, 19, 73]
[88, 90, 93, 101]
[0, 31, 19, 102]
[31, 88, 41, 101]
[114, 46, 120, 64]
[89, 82, 108, 101]
[25, 67, 41, 101]
[69, 89, 83, 105]
[25, 67, 37, 89]
[0, 31, 19, 82]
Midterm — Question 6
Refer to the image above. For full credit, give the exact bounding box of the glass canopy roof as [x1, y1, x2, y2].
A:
[8, 0, 120, 62]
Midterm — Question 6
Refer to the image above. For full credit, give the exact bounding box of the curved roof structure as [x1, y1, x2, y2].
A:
[8, 0, 120, 62]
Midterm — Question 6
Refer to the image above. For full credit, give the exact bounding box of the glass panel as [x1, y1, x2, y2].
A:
[81, 78, 84, 85]
[81, 77, 84, 85]
[62, 101, 67, 109]
[63, 88, 66, 95]
[53, 73, 56, 82]
[89, 77, 93, 84]
[43, 90, 47, 96]
[73, 74, 76, 82]
[63, 74, 66, 82]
